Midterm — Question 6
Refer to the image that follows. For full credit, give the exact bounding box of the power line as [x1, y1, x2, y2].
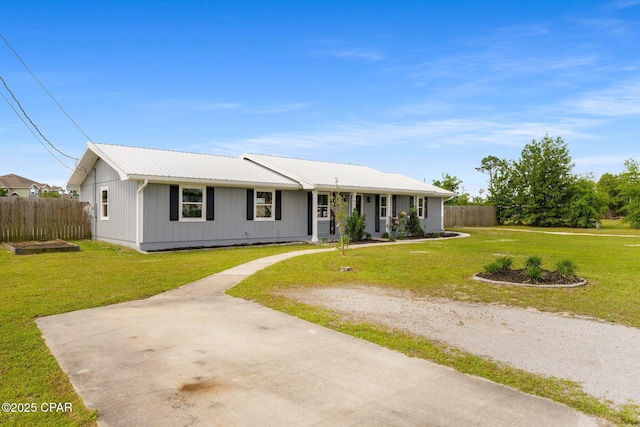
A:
[1, 33, 93, 142]
[1, 75, 78, 161]
[0, 90, 76, 172]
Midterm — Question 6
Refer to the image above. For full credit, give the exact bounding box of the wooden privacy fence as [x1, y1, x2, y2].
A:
[444, 205, 498, 227]
[0, 198, 90, 242]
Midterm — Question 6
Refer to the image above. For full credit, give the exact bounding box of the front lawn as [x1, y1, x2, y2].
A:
[0, 241, 309, 427]
[229, 227, 640, 425]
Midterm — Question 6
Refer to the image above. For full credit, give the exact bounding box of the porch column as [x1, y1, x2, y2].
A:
[311, 190, 319, 242]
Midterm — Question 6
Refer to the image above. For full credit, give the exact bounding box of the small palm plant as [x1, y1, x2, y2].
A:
[555, 259, 577, 280]
[524, 255, 544, 282]
[524, 255, 542, 269]
[483, 256, 513, 274]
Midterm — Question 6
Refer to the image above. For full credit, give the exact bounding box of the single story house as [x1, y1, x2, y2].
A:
[66, 142, 456, 251]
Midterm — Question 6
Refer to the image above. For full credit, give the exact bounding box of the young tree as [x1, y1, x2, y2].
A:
[329, 179, 349, 255]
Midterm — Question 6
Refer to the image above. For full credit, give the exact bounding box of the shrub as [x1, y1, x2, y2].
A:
[555, 259, 577, 279]
[345, 209, 366, 242]
[527, 265, 544, 282]
[484, 260, 503, 274]
[524, 255, 542, 269]
[407, 206, 425, 238]
[495, 256, 513, 270]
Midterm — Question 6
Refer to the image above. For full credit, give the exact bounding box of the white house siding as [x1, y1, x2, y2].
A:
[80, 159, 137, 247]
[140, 184, 311, 251]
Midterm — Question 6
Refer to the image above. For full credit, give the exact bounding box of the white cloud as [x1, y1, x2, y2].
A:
[567, 81, 640, 116]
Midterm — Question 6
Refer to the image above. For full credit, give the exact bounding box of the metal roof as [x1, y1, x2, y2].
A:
[66, 143, 456, 198]
[243, 153, 456, 196]
[66, 143, 300, 190]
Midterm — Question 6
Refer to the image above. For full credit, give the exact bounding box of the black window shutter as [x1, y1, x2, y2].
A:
[169, 185, 179, 221]
[329, 192, 336, 235]
[425, 197, 428, 218]
[410, 196, 414, 207]
[374, 194, 380, 232]
[392, 195, 397, 217]
[246, 189, 254, 220]
[307, 192, 313, 235]
[206, 187, 215, 221]
[275, 190, 282, 221]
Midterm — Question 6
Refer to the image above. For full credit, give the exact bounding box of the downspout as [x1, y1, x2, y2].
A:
[92, 168, 97, 240]
[136, 179, 148, 250]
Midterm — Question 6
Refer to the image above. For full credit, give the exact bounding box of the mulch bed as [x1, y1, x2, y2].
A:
[476, 269, 582, 286]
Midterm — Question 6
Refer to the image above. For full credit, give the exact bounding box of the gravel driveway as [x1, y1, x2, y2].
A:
[281, 285, 640, 408]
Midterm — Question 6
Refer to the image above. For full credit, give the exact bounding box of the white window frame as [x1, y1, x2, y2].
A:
[100, 187, 109, 220]
[180, 185, 206, 222]
[380, 195, 387, 219]
[255, 189, 275, 221]
[317, 192, 330, 220]
[417, 197, 425, 218]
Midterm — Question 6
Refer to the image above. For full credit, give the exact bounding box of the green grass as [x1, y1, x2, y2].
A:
[0, 241, 309, 427]
[229, 226, 640, 425]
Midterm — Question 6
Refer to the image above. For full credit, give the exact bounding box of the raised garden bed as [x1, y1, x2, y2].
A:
[2, 239, 80, 255]
[473, 269, 587, 288]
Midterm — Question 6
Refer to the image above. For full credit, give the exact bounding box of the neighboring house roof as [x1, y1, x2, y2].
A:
[66, 143, 301, 190]
[243, 153, 456, 197]
[0, 173, 44, 189]
[66, 142, 457, 198]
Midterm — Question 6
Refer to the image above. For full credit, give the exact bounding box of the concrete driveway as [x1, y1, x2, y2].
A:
[38, 250, 605, 426]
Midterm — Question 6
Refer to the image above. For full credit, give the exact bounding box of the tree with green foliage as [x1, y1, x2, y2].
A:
[566, 175, 609, 228]
[41, 190, 61, 198]
[432, 173, 472, 205]
[476, 156, 516, 217]
[618, 159, 640, 228]
[514, 135, 575, 226]
[597, 172, 624, 218]
[479, 135, 607, 228]
[0, 187, 7, 197]
[345, 208, 366, 242]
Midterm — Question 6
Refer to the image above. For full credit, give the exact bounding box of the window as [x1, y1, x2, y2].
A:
[317, 193, 329, 219]
[181, 186, 204, 220]
[255, 190, 274, 220]
[417, 197, 425, 218]
[100, 187, 109, 220]
[380, 196, 387, 219]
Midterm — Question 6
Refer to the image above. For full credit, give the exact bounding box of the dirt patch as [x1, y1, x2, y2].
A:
[179, 379, 223, 393]
[279, 285, 640, 407]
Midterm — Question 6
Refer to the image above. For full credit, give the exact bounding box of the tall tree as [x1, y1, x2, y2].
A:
[514, 135, 575, 226]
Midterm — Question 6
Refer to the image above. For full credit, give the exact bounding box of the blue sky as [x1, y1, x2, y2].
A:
[1, 1, 639, 196]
